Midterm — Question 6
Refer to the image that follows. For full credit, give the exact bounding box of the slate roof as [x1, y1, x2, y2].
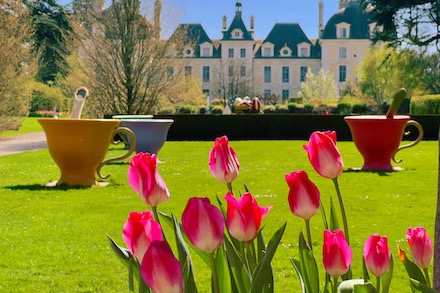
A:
[170, 24, 220, 58]
[222, 3, 254, 41]
[321, 1, 373, 39]
[255, 23, 320, 58]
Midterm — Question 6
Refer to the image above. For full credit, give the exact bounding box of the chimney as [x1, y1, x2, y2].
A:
[249, 15, 255, 38]
[154, 0, 162, 38]
[339, 0, 350, 9]
[222, 15, 227, 32]
[318, 1, 324, 38]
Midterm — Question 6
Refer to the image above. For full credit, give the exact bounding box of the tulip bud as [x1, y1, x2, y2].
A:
[141, 241, 183, 293]
[224, 192, 271, 242]
[286, 170, 320, 220]
[182, 197, 225, 253]
[209, 136, 240, 184]
[363, 234, 391, 277]
[303, 131, 344, 179]
[122, 211, 163, 263]
[128, 152, 170, 207]
[322, 229, 352, 278]
[406, 227, 433, 269]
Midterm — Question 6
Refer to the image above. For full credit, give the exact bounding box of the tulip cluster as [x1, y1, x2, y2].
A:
[109, 135, 284, 293]
[109, 132, 436, 293]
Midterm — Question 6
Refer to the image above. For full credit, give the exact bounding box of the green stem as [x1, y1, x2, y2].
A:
[227, 182, 233, 194]
[333, 276, 338, 293]
[152, 206, 167, 243]
[240, 242, 252, 280]
[332, 177, 350, 244]
[210, 252, 220, 293]
[423, 267, 431, 288]
[376, 276, 381, 293]
[305, 219, 313, 250]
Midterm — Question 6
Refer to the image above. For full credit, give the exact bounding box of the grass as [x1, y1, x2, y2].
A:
[1, 117, 44, 136]
[0, 139, 437, 292]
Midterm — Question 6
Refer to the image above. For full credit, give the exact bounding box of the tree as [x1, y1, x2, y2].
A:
[299, 68, 339, 101]
[25, 0, 74, 83]
[0, 0, 35, 132]
[358, 46, 429, 104]
[80, 0, 186, 115]
[363, 0, 440, 52]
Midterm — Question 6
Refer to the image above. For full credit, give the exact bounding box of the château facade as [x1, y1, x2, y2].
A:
[169, 0, 379, 101]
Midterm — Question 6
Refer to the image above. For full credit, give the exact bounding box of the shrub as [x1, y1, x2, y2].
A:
[335, 102, 352, 114]
[304, 104, 314, 113]
[410, 95, 440, 115]
[287, 102, 306, 114]
[158, 107, 176, 115]
[211, 105, 224, 114]
[211, 99, 224, 106]
[176, 105, 199, 114]
[276, 105, 289, 113]
[288, 96, 302, 103]
[352, 103, 367, 114]
[199, 106, 210, 114]
[262, 105, 276, 114]
[29, 82, 67, 114]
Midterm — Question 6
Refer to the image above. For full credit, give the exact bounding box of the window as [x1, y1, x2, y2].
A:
[339, 65, 347, 82]
[202, 66, 210, 82]
[336, 23, 351, 39]
[203, 89, 209, 95]
[300, 47, 308, 57]
[167, 66, 174, 77]
[228, 48, 234, 58]
[282, 66, 289, 83]
[339, 47, 347, 59]
[264, 48, 271, 57]
[240, 66, 246, 77]
[282, 90, 289, 99]
[240, 48, 246, 58]
[184, 66, 192, 76]
[264, 90, 271, 98]
[300, 66, 308, 82]
[264, 66, 271, 83]
[202, 47, 210, 57]
[235, 31, 240, 37]
[341, 28, 347, 38]
[228, 66, 234, 77]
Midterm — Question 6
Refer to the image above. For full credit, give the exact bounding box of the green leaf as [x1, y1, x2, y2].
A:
[381, 253, 394, 293]
[398, 246, 427, 285]
[224, 236, 251, 293]
[256, 230, 266, 262]
[320, 201, 329, 230]
[362, 256, 370, 282]
[409, 278, 440, 293]
[290, 258, 307, 293]
[107, 235, 130, 264]
[215, 246, 232, 293]
[171, 213, 198, 293]
[353, 282, 378, 293]
[297, 231, 320, 293]
[250, 222, 286, 293]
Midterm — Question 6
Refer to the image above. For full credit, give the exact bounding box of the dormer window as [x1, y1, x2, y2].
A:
[279, 44, 292, 57]
[184, 47, 194, 58]
[297, 42, 311, 57]
[261, 42, 274, 57]
[336, 22, 351, 39]
[200, 42, 213, 57]
[231, 28, 243, 39]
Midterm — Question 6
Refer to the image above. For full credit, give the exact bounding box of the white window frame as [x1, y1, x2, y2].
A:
[297, 42, 311, 57]
[336, 22, 351, 39]
[339, 47, 347, 59]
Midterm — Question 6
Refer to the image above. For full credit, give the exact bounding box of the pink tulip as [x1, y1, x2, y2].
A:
[209, 136, 240, 184]
[224, 192, 271, 242]
[322, 229, 352, 278]
[182, 197, 225, 253]
[122, 211, 163, 263]
[406, 227, 433, 268]
[303, 131, 344, 179]
[285, 170, 320, 220]
[141, 241, 183, 293]
[363, 234, 391, 277]
[128, 152, 170, 207]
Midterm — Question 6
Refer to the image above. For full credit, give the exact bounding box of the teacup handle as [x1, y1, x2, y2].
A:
[97, 127, 137, 179]
[392, 120, 424, 163]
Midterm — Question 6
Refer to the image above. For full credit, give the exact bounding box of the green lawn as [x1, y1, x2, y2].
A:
[1, 117, 44, 136]
[0, 139, 437, 292]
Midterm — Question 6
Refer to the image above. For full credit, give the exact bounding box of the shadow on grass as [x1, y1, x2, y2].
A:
[344, 168, 393, 177]
[4, 184, 94, 191]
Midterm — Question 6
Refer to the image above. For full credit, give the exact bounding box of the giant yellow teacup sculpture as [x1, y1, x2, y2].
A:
[38, 118, 136, 187]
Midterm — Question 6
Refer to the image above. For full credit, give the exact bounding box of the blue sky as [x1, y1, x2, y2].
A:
[59, 0, 341, 40]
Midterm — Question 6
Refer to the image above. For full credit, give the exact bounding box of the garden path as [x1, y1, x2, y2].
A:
[0, 131, 47, 156]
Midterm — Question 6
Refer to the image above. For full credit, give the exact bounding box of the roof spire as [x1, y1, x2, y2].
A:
[236, 1, 242, 15]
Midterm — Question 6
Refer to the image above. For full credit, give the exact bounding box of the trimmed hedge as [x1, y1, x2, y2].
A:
[411, 95, 440, 115]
